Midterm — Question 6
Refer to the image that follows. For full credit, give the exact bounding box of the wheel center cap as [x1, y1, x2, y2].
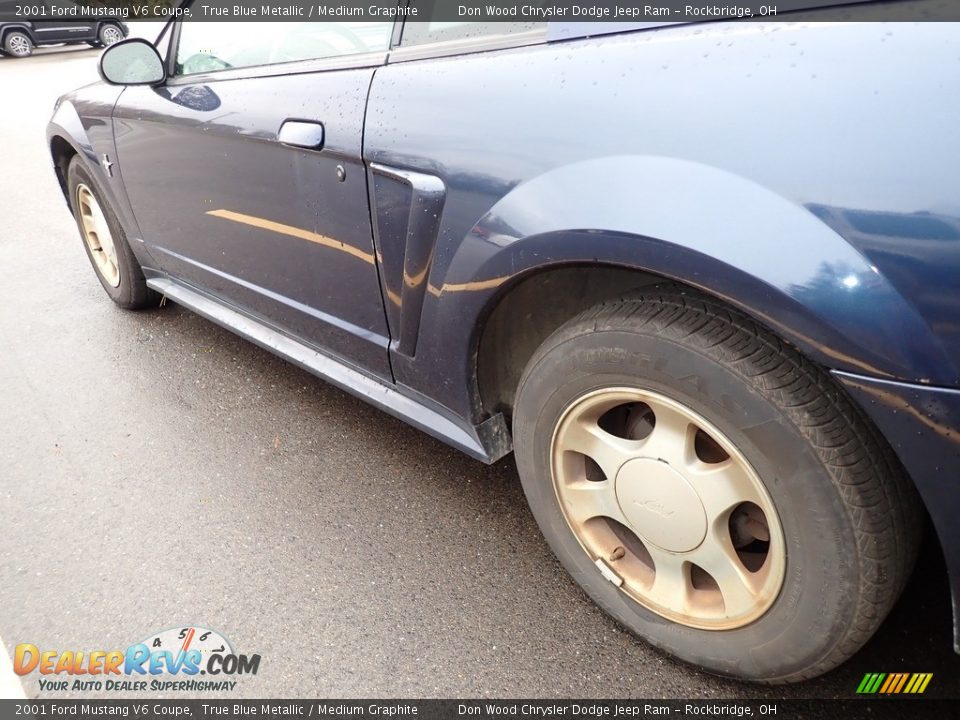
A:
[615, 458, 707, 552]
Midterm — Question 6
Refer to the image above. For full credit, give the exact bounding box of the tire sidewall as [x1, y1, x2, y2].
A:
[67, 157, 141, 306]
[514, 325, 860, 681]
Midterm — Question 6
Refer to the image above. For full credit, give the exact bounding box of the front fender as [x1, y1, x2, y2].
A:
[46, 88, 149, 264]
[438, 155, 954, 387]
[48, 99, 96, 195]
[47, 94, 110, 175]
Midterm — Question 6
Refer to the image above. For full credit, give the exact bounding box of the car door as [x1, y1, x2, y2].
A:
[33, 1, 95, 43]
[112, 21, 395, 379]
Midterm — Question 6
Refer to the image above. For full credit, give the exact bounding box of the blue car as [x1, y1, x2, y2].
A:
[46, 8, 960, 683]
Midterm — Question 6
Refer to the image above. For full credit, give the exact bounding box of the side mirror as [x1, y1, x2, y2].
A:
[99, 38, 165, 86]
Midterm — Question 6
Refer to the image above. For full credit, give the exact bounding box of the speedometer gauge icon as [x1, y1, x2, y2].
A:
[137, 626, 234, 661]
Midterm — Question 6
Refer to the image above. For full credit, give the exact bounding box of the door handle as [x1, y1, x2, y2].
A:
[277, 120, 325, 150]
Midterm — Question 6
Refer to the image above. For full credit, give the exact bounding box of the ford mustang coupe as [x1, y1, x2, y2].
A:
[46, 5, 960, 683]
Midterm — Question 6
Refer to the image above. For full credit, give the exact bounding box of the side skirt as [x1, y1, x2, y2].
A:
[146, 276, 510, 464]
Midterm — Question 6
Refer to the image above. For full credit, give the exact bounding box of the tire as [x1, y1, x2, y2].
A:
[66, 156, 159, 310]
[98, 24, 123, 47]
[3, 31, 33, 58]
[513, 288, 922, 683]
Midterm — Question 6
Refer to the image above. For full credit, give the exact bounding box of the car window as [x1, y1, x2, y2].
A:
[174, 22, 393, 77]
[400, 1, 545, 46]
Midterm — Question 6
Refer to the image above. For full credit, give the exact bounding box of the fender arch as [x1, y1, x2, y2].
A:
[437, 156, 953, 387]
[47, 94, 150, 265]
[48, 99, 101, 174]
[1, 23, 35, 44]
[397, 156, 955, 425]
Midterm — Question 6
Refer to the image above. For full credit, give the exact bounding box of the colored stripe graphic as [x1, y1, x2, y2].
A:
[893, 673, 909, 693]
[857, 672, 932, 694]
[878, 674, 895, 693]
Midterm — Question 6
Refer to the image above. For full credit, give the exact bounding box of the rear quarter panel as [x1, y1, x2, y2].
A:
[365, 21, 960, 420]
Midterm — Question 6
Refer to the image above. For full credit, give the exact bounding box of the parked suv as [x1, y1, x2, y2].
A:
[1, 14, 127, 57]
[45, 5, 960, 683]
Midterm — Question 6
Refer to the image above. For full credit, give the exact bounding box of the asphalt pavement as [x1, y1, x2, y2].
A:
[0, 41, 958, 703]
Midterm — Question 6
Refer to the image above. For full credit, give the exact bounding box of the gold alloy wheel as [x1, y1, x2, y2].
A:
[76, 184, 121, 288]
[551, 387, 786, 630]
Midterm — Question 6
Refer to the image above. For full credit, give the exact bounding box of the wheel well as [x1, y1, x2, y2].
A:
[2, 25, 33, 45]
[50, 136, 77, 204]
[475, 262, 941, 579]
[475, 264, 663, 420]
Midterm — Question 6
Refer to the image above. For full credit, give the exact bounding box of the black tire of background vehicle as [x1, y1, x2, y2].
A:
[3, 31, 33, 57]
[98, 23, 123, 47]
[66, 156, 160, 310]
[513, 288, 922, 683]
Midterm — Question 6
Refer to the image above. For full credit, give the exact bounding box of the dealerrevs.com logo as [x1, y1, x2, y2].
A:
[14, 626, 260, 693]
